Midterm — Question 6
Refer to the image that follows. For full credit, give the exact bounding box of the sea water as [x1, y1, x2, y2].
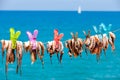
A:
[0, 11, 120, 80]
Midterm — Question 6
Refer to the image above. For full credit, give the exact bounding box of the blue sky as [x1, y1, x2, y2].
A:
[0, 0, 120, 11]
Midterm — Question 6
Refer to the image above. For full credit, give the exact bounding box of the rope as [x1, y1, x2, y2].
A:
[113, 28, 120, 33]
[42, 28, 120, 45]
[43, 42, 48, 45]
[1, 28, 120, 45]
[43, 40, 66, 45]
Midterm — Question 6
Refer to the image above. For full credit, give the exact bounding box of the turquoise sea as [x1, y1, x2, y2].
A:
[0, 11, 120, 80]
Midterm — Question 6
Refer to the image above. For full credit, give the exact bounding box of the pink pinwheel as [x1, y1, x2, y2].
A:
[26, 30, 38, 50]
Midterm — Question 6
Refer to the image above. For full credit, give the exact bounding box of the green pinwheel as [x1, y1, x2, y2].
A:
[10, 28, 21, 49]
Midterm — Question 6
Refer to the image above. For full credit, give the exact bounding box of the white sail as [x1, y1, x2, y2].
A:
[78, 6, 81, 14]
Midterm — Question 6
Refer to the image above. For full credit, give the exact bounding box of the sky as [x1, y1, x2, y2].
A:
[0, 0, 120, 11]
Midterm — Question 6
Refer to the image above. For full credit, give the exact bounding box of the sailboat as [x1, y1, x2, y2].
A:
[78, 6, 81, 14]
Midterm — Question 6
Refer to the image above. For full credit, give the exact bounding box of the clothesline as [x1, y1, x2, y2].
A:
[113, 28, 120, 33]
[1, 28, 120, 45]
[42, 28, 120, 45]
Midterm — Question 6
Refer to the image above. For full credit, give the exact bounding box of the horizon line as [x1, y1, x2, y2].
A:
[0, 10, 120, 12]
